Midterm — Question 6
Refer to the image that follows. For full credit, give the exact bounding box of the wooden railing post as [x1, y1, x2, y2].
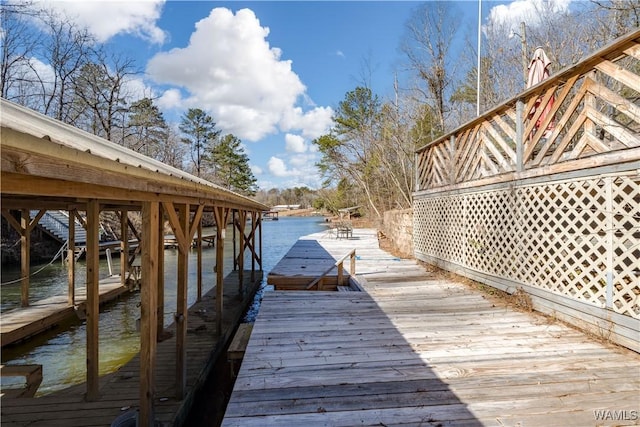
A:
[605, 176, 614, 309]
[449, 135, 456, 185]
[306, 249, 357, 290]
[516, 99, 524, 172]
[350, 251, 356, 276]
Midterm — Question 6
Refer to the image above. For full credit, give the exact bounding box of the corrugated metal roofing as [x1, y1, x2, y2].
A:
[0, 98, 267, 210]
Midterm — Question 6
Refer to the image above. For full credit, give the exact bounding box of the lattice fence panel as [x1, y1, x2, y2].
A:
[414, 173, 640, 319]
[611, 175, 640, 317]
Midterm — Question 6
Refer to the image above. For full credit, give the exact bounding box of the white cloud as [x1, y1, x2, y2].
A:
[487, 0, 572, 32]
[281, 106, 334, 140]
[251, 164, 263, 175]
[146, 7, 330, 142]
[157, 88, 184, 110]
[30, 0, 166, 44]
[284, 134, 307, 153]
[289, 153, 315, 168]
[265, 152, 322, 189]
[267, 157, 294, 177]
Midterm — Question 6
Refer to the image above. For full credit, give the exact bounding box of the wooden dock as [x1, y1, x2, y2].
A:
[267, 230, 362, 291]
[0, 270, 262, 426]
[1, 276, 130, 347]
[164, 233, 215, 248]
[223, 229, 640, 426]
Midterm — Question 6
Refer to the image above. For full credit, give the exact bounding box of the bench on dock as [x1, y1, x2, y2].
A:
[227, 323, 253, 377]
[1, 364, 43, 398]
[336, 222, 353, 239]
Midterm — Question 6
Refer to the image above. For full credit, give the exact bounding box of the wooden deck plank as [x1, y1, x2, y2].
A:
[1, 275, 130, 347]
[1, 270, 262, 427]
[222, 228, 640, 427]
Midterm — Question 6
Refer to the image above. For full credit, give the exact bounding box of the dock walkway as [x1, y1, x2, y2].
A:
[1, 276, 129, 347]
[223, 229, 640, 426]
[1, 270, 262, 426]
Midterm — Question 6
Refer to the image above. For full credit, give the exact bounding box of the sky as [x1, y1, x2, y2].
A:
[19, 0, 572, 190]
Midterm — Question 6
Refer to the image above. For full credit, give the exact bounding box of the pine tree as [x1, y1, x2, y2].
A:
[211, 134, 258, 196]
[179, 108, 219, 177]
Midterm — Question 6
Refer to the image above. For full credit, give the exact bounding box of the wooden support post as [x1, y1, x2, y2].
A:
[258, 214, 263, 271]
[250, 211, 257, 281]
[337, 262, 344, 286]
[1, 209, 44, 307]
[85, 200, 100, 401]
[20, 209, 30, 307]
[120, 209, 129, 286]
[68, 209, 76, 306]
[197, 221, 203, 302]
[237, 210, 247, 296]
[140, 201, 159, 427]
[232, 210, 237, 271]
[214, 206, 229, 337]
[157, 206, 165, 340]
[175, 203, 189, 399]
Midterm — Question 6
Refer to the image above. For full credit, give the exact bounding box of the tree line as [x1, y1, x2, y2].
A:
[1, 3, 257, 196]
[1, 1, 638, 216]
[312, 1, 638, 218]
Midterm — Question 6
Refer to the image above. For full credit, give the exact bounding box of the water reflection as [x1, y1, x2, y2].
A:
[0, 216, 326, 395]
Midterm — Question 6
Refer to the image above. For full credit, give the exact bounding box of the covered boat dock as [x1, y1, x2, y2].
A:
[0, 98, 268, 426]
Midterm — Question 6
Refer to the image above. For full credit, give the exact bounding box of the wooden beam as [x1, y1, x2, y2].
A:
[20, 209, 30, 307]
[68, 209, 76, 306]
[1, 209, 46, 307]
[140, 201, 159, 427]
[157, 206, 165, 341]
[197, 221, 203, 302]
[258, 213, 263, 272]
[175, 203, 189, 399]
[0, 364, 43, 398]
[164, 201, 188, 254]
[120, 209, 128, 287]
[1, 209, 21, 233]
[236, 210, 247, 295]
[85, 200, 100, 401]
[250, 211, 258, 281]
[214, 206, 229, 336]
[1, 126, 267, 212]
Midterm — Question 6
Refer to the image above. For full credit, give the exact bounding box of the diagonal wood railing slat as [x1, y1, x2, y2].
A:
[306, 249, 356, 290]
[414, 29, 640, 352]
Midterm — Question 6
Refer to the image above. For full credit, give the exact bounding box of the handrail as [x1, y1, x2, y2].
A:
[414, 29, 640, 193]
[306, 249, 357, 290]
[0, 364, 43, 398]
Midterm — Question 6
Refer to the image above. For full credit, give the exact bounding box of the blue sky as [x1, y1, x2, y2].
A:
[21, 1, 568, 190]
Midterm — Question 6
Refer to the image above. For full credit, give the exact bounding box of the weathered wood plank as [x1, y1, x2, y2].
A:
[222, 228, 640, 427]
[1, 276, 130, 347]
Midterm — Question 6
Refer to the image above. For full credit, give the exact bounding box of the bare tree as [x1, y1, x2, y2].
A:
[590, 0, 640, 41]
[402, 2, 461, 134]
[72, 53, 137, 141]
[34, 9, 95, 122]
[0, 3, 40, 104]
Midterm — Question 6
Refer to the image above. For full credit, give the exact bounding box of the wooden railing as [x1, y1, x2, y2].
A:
[306, 249, 357, 290]
[1, 364, 43, 398]
[416, 29, 640, 192]
[413, 30, 640, 352]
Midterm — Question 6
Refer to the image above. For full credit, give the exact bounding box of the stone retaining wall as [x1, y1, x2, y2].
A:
[381, 208, 413, 258]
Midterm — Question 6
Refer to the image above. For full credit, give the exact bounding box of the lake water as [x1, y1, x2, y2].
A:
[0, 216, 327, 395]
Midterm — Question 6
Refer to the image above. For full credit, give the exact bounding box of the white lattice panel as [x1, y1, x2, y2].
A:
[414, 173, 640, 319]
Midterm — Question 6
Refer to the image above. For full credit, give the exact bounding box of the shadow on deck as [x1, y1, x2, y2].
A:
[0, 270, 263, 427]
